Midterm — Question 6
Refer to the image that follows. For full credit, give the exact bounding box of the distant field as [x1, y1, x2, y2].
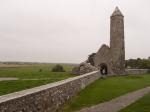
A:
[0, 63, 33, 68]
[0, 63, 75, 95]
[0, 63, 75, 79]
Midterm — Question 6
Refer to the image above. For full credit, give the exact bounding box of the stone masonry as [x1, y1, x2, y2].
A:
[73, 7, 125, 75]
[93, 7, 125, 75]
[0, 71, 100, 112]
[72, 63, 98, 75]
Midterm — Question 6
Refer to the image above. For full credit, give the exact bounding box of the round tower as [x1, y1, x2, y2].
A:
[110, 7, 125, 74]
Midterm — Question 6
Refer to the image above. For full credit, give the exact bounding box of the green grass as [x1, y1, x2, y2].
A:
[0, 80, 55, 95]
[0, 64, 75, 95]
[120, 93, 150, 112]
[0, 64, 74, 79]
[62, 74, 150, 112]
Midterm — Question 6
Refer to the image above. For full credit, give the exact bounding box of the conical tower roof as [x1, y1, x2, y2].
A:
[111, 7, 123, 17]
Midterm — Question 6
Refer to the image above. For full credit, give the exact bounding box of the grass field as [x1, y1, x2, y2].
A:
[120, 92, 150, 112]
[0, 64, 74, 79]
[62, 74, 150, 112]
[1, 64, 150, 111]
[0, 63, 75, 95]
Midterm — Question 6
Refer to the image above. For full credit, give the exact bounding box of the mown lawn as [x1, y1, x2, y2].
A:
[120, 93, 150, 112]
[0, 64, 75, 95]
[62, 74, 150, 112]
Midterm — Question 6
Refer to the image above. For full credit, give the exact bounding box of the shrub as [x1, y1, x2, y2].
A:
[39, 69, 42, 72]
[51, 64, 65, 72]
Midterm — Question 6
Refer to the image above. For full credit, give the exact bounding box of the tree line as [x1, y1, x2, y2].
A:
[125, 57, 150, 69]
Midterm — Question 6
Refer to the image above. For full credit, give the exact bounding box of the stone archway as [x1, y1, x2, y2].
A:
[100, 63, 108, 75]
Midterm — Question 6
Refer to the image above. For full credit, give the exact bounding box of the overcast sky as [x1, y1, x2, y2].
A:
[0, 0, 150, 63]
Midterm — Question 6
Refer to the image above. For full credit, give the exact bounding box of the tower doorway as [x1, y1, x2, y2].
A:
[100, 63, 108, 75]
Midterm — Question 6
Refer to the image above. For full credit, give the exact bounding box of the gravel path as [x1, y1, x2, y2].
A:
[21, 78, 65, 80]
[78, 86, 150, 112]
[0, 77, 65, 81]
[0, 77, 18, 81]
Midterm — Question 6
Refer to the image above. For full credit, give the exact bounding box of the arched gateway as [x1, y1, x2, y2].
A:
[100, 63, 108, 75]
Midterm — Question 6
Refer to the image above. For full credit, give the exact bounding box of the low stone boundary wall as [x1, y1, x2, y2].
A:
[125, 69, 150, 75]
[0, 71, 100, 112]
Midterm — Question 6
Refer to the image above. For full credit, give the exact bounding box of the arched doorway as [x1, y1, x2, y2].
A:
[100, 63, 108, 75]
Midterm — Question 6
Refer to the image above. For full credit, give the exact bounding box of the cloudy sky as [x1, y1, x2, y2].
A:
[0, 0, 150, 63]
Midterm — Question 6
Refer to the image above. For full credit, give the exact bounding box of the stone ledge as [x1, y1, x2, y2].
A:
[125, 69, 150, 75]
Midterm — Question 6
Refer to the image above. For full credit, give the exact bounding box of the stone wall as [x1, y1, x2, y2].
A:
[0, 71, 100, 112]
[125, 69, 150, 75]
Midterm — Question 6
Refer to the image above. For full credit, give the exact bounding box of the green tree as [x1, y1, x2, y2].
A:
[51, 64, 65, 72]
[125, 58, 150, 69]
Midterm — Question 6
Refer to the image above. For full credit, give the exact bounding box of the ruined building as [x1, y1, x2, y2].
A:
[72, 7, 125, 75]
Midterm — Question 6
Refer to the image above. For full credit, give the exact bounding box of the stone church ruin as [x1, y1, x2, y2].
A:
[72, 7, 125, 75]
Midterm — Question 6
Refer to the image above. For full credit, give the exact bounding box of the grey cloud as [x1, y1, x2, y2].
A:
[0, 0, 150, 63]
